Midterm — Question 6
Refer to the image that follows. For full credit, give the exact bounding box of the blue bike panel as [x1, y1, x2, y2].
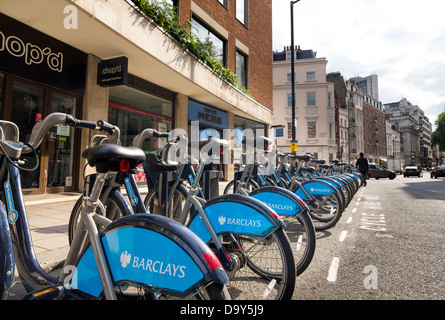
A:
[295, 181, 336, 200]
[250, 191, 302, 217]
[72, 227, 204, 297]
[189, 202, 276, 243]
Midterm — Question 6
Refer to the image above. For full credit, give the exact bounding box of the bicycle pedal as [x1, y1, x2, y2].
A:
[24, 285, 62, 300]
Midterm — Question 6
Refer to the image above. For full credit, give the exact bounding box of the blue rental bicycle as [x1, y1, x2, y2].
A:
[0, 113, 229, 300]
[68, 128, 296, 300]
[138, 132, 296, 299]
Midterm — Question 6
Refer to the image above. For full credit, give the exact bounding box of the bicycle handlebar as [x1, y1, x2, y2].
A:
[22, 113, 120, 153]
[132, 129, 181, 148]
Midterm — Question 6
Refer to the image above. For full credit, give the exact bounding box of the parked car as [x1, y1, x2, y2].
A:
[430, 165, 445, 178]
[403, 165, 423, 177]
[368, 164, 396, 180]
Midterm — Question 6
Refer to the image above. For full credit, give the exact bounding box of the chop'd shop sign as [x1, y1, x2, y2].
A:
[0, 13, 87, 93]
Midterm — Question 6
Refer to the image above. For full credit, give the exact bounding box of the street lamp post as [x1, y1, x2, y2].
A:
[290, 0, 300, 148]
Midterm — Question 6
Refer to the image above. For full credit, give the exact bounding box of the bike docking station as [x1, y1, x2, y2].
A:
[144, 144, 179, 217]
[199, 136, 225, 201]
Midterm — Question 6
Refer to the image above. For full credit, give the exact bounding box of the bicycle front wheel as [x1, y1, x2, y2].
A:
[282, 209, 316, 276]
[68, 191, 130, 245]
[144, 185, 194, 225]
[223, 228, 296, 300]
[307, 192, 343, 231]
[112, 282, 230, 300]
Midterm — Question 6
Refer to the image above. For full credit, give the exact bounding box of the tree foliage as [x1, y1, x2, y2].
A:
[432, 111, 445, 151]
[130, 0, 249, 95]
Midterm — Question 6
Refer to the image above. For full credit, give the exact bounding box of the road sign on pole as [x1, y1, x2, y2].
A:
[290, 140, 298, 152]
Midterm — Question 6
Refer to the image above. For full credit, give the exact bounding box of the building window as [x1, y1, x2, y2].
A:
[218, 0, 227, 7]
[236, 50, 247, 88]
[288, 122, 293, 138]
[307, 121, 317, 139]
[192, 17, 226, 66]
[287, 93, 296, 108]
[307, 92, 316, 107]
[236, 0, 248, 25]
[287, 72, 294, 82]
[306, 71, 316, 81]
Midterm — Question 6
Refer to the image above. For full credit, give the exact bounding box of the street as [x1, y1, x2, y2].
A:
[293, 173, 445, 299]
[7, 174, 445, 301]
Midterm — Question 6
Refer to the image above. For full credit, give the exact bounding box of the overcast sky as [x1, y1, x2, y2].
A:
[272, 0, 445, 128]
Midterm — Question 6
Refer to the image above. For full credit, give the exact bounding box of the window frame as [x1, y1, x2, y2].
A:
[236, 0, 248, 26]
[306, 92, 316, 107]
[306, 70, 316, 81]
[307, 121, 317, 139]
[191, 16, 227, 66]
[235, 49, 248, 88]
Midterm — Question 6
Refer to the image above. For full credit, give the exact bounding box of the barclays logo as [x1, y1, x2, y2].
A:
[120, 250, 187, 278]
[218, 215, 262, 228]
[310, 187, 331, 193]
[120, 251, 131, 268]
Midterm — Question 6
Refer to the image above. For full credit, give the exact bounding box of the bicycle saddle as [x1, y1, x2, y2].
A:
[82, 144, 146, 172]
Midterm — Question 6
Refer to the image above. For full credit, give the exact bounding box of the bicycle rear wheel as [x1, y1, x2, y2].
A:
[223, 179, 258, 194]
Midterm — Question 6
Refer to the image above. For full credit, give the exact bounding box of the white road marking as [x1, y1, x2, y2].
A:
[339, 230, 348, 242]
[327, 257, 340, 282]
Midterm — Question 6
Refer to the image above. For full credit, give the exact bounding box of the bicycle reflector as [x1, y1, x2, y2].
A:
[269, 209, 279, 219]
[202, 251, 222, 271]
[298, 198, 308, 208]
[119, 159, 130, 172]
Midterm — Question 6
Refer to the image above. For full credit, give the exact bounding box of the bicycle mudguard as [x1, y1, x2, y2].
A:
[0, 202, 15, 299]
[294, 179, 337, 200]
[71, 214, 228, 298]
[188, 194, 285, 243]
[249, 186, 308, 217]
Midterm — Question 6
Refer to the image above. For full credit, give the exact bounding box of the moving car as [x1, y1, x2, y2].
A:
[403, 165, 423, 177]
[430, 165, 445, 179]
[368, 164, 396, 180]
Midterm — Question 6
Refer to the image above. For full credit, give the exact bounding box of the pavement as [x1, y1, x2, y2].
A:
[9, 181, 230, 299]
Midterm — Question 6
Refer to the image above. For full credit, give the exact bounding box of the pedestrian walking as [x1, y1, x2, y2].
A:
[356, 152, 369, 186]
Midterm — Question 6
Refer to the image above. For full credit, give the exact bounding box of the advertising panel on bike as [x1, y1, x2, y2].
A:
[189, 201, 276, 243]
[71, 227, 205, 297]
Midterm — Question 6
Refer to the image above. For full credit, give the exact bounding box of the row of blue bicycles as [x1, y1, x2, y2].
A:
[0, 112, 364, 300]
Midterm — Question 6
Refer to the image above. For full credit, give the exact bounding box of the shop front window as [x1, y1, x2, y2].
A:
[108, 86, 173, 150]
[47, 92, 76, 188]
[11, 80, 45, 189]
[234, 116, 267, 165]
[108, 86, 173, 183]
